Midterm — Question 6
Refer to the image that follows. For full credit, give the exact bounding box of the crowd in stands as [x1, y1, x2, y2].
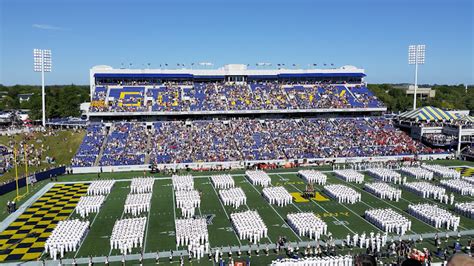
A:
[422, 133, 456, 145]
[144, 118, 444, 166]
[99, 123, 147, 166]
[71, 117, 448, 167]
[71, 124, 106, 167]
[89, 82, 384, 113]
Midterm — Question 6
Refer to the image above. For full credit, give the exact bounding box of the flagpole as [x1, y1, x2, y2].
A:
[14, 147, 19, 200]
[24, 144, 29, 194]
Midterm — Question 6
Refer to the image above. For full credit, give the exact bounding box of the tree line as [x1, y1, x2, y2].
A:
[0, 85, 89, 120]
[368, 84, 473, 113]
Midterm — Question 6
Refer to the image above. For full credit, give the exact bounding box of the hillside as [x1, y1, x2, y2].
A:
[0, 129, 85, 183]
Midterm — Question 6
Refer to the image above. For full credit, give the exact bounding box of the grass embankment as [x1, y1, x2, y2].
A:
[0, 129, 85, 183]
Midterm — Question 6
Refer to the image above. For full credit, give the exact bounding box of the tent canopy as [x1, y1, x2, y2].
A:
[398, 106, 459, 122]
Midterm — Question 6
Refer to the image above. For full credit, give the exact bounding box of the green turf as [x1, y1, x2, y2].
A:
[1, 162, 473, 264]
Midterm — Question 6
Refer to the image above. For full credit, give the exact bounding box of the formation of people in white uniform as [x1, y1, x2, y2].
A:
[246, 170, 271, 187]
[400, 167, 433, 181]
[324, 184, 361, 204]
[110, 217, 147, 255]
[271, 255, 353, 266]
[87, 180, 115, 195]
[262, 186, 293, 206]
[462, 176, 474, 184]
[349, 231, 388, 252]
[365, 208, 411, 235]
[334, 169, 364, 184]
[408, 203, 460, 230]
[172, 174, 194, 191]
[298, 170, 327, 185]
[231, 210, 268, 244]
[124, 193, 152, 216]
[175, 218, 209, 259]
[364, 182, 401, 201]
[367, 168, 402, 184]
[175, 189, 201, 218]
[210, 174, 235, 189]
[130, 177, 154, 194]
[421, 164, 460, 179]
[403, 181, 446, 200]
[219, 187, 247, 208]
[454, 201, 474, 219]
[45, 219, 89, 260]
[287, 212, 328, 240]
[440, 179, 474, 196]
[75, 195, 106, 218]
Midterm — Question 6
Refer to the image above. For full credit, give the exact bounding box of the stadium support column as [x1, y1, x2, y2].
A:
[41, 65, 45, 127]
[413, 61, 418, 110]
[457, 125, 462, 158]
[408, 45, 425, 110]
[34, 49, 52, 127]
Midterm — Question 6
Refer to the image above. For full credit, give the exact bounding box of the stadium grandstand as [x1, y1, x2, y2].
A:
[69, 64, 453, 172]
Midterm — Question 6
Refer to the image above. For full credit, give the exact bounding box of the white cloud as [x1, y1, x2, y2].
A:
[32, 24, 67, 31]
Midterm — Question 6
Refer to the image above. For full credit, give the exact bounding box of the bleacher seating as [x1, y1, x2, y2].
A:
[71, 124, 106, 167]
[144, 117, 444, 166]
[89, 82, 384, 113]
[99, 122, 147, 166]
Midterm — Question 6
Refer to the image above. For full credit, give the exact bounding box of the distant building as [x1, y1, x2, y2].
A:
[405, 85, 436, 100]
[18, 93, 34, 103]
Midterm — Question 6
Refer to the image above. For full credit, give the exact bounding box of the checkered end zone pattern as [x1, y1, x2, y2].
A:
[454, 167, 474, 178]
[0, 183, 89, 262]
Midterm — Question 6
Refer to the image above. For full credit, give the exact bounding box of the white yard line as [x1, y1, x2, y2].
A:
[170, 184, 178, 251]
[143, 190, 154, 252]
[207, 177, 243, 246]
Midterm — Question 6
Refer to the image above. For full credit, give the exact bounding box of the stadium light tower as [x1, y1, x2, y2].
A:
[33, 49, 52, 127]
[408, 44, 425, 110]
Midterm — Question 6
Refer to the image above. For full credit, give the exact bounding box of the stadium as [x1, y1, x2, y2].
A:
[1, 62, 473, 266]
[1, 1, 474, 266]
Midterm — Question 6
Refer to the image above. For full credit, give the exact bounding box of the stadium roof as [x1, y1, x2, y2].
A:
[398, 106, 459, 121]
[90, 64, 366, 79]
[458, 115, 474, 123]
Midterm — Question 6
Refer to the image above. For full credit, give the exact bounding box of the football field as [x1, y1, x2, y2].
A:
[1, 164, 474, 264]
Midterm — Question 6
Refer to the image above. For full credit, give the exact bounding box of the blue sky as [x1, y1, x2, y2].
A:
[0, 0, 472, 85]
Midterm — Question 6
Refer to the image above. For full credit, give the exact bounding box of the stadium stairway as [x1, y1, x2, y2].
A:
[144, 128, 152, 164]
[104, 85, 111, 105]
[94, 126, 111, 166]
[344, 86, 359, 104]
